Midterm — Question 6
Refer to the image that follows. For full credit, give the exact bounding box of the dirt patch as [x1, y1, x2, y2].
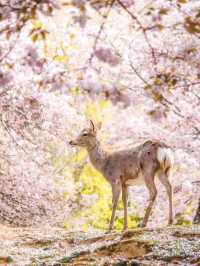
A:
[0, 225, 200, 265]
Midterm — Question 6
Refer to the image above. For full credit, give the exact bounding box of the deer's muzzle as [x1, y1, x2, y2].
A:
[69, 140, 77, 146]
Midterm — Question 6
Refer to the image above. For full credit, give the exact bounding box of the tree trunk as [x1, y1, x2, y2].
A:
[194, 198, 200, 224]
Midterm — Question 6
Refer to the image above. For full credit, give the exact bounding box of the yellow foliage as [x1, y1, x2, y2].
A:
[53, 54, 68, 63]
[80, 164, 109, 196]
[70, 87, 81, 95]
[185, 203, 193, 215]
[175, 202, 193, 226]
[63, 221, 70, 229]
[31, 20, 43, 29]
[85, 100, 110, 123]
[63, 191, 69, 199]
[71, 149, 87, 163]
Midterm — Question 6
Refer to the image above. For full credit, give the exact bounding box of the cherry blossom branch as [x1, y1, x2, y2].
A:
[88, 0, 116, 65]
[128, 56, 184, 118]
[117, 0, 157, 64]
[0, 31, 20, 63]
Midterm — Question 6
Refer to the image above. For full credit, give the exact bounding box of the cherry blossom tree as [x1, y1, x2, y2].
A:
[0, 0, 200, 227]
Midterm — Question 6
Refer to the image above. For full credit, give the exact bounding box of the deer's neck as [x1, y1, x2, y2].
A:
[87, 140, 107, 172]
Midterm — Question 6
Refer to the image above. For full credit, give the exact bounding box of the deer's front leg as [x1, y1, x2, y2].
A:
[122, 183, 128, 231]
[108, 183, 121, 232]
[140, 177, 157, 228]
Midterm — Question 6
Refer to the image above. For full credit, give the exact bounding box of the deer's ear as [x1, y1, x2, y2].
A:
[89, 120, 102, 133]
[89, 120, 95, 132]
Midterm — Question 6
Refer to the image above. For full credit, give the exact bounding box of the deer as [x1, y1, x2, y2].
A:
[69, 120, 174, 231]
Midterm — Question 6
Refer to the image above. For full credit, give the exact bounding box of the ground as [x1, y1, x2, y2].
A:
[0, 225, 200, 265]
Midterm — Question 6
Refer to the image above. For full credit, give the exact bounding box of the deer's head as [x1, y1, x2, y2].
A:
[69, 120, 101, 149]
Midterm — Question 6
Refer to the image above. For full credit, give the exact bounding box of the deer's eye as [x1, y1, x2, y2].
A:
[82, 133, 88, 136]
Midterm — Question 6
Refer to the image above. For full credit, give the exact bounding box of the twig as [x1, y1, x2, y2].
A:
[0, 31, 20, 62]
[88, 0, 116, 65]
[128, 54, 185, 118]
[117, 0, 157, 64]
[129, 60, 149, 86]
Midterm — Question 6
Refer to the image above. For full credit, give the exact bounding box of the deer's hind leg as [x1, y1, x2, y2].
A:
[108, 181, 121, 231]
[122, 183, 128, 231]
[140, 175, 157, 228]
[157, 168, 173, 225]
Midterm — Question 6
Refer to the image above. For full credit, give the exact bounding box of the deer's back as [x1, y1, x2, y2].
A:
[102, 143, 143, 184]
[102, 140, 167, 185]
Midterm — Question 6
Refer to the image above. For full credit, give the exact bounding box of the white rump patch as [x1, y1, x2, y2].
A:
[157, 147, 174, 168]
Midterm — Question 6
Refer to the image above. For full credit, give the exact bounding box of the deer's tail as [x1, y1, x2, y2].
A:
[157, 146, 174, 174]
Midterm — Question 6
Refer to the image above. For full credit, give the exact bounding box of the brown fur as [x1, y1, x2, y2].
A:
[70, 121, 174, 231]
